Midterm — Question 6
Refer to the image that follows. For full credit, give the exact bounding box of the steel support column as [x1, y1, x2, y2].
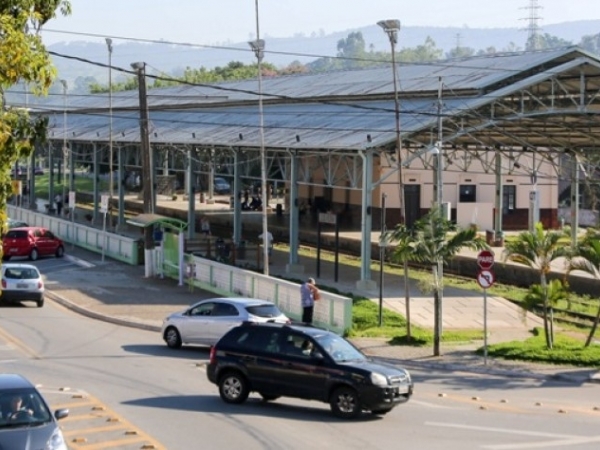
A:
[570, 153, 579, 248]
[93, 143, 99, 224]
[117, 146, 124, 229]
[494, 149, 503, 240]
[233, 149, 242, 244]
[287, 150, 302, 273]
[358, 149, 375, 289]
[187, 147, 196, 239]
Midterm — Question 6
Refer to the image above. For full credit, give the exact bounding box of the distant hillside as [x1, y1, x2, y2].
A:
[44, 19, 600, 89]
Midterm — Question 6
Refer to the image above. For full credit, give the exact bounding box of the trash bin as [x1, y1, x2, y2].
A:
[495, 231, 505, 247]
[137, 239, 145, 265]
[237, 240, 246, 259]
[199, 191, 205, 203]
[276, 203, 283, 217]
[486, 230, 494, 246]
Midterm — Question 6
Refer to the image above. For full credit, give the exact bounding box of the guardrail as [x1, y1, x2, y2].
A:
[7, 206, 139, 265]
[7, 206, 353, 334]
[178, 251, 352, 335]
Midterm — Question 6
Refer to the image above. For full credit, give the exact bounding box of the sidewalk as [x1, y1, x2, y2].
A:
[35, 194, 600, 384]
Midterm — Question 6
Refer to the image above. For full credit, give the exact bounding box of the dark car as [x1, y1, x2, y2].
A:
[2, 227, 65, 261]
[207, 323, 413, 419]
[0, 374, 69, 450]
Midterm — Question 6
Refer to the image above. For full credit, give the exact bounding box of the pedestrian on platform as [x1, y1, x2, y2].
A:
[300, 277, 320, 324]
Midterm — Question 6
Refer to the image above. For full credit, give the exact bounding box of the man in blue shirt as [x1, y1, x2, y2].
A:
[300, 277, 319, 324]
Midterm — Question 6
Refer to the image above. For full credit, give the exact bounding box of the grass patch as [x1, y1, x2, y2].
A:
[483, 329, 600, 367]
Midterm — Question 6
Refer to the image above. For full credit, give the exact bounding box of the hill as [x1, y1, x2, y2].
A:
[39, 19, 600, 90]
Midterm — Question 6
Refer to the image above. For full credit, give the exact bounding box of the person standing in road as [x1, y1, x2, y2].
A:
[300, 277, 319, 324]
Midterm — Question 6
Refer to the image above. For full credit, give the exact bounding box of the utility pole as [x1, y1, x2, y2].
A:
[131, 61, 155, 277]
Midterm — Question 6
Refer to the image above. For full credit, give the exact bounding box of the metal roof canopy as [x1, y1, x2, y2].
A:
[126, 213, 187, 231]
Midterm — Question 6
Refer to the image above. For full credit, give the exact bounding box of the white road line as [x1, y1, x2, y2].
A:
[64, 255, 95, 268]
[426, 422, 600, 449]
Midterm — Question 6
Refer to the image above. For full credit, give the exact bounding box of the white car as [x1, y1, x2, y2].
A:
[161, 297, 290, 348]
[0, 263, 44, 307]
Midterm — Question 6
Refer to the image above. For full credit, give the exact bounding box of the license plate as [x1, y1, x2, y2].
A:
[395, 385, 409, 394]
[16, 283, 29, 289]
[9, 248, 17, 253]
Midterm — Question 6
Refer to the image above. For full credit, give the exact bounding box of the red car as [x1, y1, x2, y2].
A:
[2, 227, 65, 261]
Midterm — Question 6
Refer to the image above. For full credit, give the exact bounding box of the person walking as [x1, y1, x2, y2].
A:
[300, 277, 319, 324]
[200, 216, 211, 237]
[54, 193, 63, 216]
[258, 230, 274, 257]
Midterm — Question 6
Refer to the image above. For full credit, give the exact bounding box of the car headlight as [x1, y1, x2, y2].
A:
[47, 427, 68, 450]
[370, 372, 389, 387]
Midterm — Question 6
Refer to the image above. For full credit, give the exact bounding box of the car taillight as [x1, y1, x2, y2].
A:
[1, 279, 5, 289]
[209, 346, 216, 364]
[38, 281, 43, 289]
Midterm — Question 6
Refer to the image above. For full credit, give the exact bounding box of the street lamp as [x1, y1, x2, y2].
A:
[378, 19, 411, 338]
[60, 79, 68, 216]
[106, 38, 114, 226]
[250, 0, 269, 276]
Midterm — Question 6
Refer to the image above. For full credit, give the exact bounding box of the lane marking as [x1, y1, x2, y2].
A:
[0, 325, 41, 359]
[426, 422, 600, 449]
[64, 254, 96, 268]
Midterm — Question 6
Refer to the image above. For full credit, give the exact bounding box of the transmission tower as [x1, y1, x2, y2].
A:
[520, 0, 543, 50]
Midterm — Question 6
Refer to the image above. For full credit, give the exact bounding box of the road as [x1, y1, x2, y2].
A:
[0, 251, 599, 449]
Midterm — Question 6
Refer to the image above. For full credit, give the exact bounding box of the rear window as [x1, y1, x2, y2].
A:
[4, 267, 39, 279]
[4, 230, 28, 239]
[245, 304, 282, 318]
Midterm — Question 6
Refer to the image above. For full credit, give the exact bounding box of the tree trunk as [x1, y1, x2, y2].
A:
[585, 303, 600, 347]
[541, 274, 553, 349]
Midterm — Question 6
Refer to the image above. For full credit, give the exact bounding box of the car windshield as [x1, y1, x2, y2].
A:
[245, 304, 282, 318]
[0, 389, 52, 428]
[314, 334, 367, 363]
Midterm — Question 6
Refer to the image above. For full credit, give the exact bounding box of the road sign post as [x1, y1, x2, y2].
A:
[476, 250, 496, 366]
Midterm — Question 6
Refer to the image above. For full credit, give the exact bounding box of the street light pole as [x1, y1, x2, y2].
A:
[378, 19, 411, 339]
[131, 61, 155, 277]
[250, 0, 269, 276]
[106, 38, 114, 227]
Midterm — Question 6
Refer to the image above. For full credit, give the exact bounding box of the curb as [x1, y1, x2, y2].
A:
[45, 290, 161, 333]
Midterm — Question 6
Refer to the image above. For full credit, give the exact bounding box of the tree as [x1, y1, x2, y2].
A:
[336, 31, 368, 69]
[386, 208, 487, 356]
[579, 33, 600, 56]
[0, 1, 71, 231]
[503, 223, 569, 349]
[522, 279, 568, 338]
[567, 231, 600, 347]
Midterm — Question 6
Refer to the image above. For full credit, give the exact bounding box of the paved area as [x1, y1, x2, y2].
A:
[34, 194, 600, 384]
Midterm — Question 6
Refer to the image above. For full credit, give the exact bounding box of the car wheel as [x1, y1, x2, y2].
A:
[55, 246, 65, 258]
[371, 407, 393, 416]
[37, 298, 44, 308]
[2, 255, 11, 261]
[330, 386, 361, 419]
[164, 327, 182, 349]
[29, 248, 39, 261]
[219, 371, 249, 404]
[259, 393, 280, 402]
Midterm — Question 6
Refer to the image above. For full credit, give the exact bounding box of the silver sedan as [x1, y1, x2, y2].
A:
[161, 297, 290, 349]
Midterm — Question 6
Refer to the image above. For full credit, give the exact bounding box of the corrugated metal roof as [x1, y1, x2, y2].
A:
[41, 47, 600, 150]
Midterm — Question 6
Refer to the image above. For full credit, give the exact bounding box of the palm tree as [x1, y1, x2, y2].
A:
[503, 222, 569, 349]
[386, 208, 488, 356]
[522, 279, 568, 339]
[567, 233, 600, 347]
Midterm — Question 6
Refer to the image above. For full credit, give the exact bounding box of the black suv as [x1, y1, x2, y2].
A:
[207, 323, 413, 419]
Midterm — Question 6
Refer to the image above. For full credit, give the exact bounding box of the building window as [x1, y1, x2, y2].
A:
[459, 185, 476, 203]
[503, 185, 516, 214]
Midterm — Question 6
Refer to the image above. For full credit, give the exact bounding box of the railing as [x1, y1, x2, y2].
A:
[7, 206, 139, 265]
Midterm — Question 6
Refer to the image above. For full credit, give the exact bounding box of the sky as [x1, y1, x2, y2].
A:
[41, 0, 600, 46]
